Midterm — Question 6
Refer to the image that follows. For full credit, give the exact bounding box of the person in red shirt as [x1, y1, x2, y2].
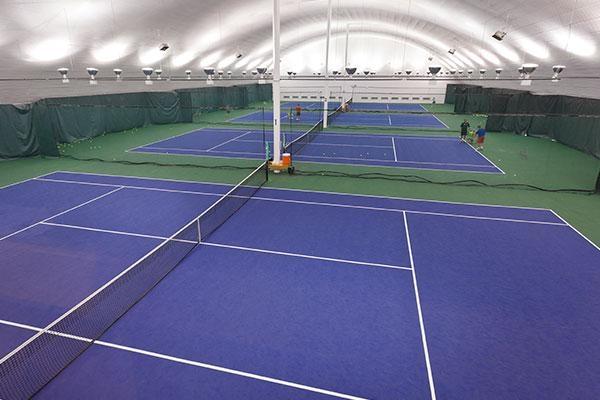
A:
[295, 104, 302, 121]
[475, 125, 486, 150]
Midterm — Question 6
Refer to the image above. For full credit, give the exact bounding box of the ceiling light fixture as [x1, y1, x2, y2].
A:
[86, 67, 99, 85]
[492, 31, 507, 41]
[552, 65, 565, 82]
[142, 67, 154, 84]
[57, 67, 69, 83]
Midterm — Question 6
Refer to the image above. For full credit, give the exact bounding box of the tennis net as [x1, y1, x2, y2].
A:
[327, 97, 353, 123]
[283, 120, 323, 156]
[0, 162, 268, 400]
[283, 97, 352, 156]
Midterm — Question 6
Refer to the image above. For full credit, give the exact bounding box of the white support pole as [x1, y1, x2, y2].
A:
[323, 0, 332, 128]
[272, 0, 282, 164]
[344, 24, 350, 69]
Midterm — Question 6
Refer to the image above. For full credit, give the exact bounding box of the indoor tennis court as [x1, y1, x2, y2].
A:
[1, 0, 600, 399]
[130, 127, 502, 173]
[230, 103, 448, 128]
[2, 171, 598, 399]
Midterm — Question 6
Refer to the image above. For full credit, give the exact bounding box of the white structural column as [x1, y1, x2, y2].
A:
[272, 0, 282, 164]
[322, 0, 333, 128]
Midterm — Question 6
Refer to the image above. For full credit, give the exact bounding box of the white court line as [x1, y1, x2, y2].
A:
[142, 143, 487, 167]
[429, 113, 450, 129]
[36, 176, 567, 226]
[46, 170, 555, 211]
[419, 104, 450, 129]
[289, 158, 502, 175]
[0, 171, 58, 190]
[126, 127, 264, 153]
[290, 130, 458, 141]
[128, 128, 209, 152]
[206, 130, 253, 152]
[549, 210, 600, 251]
[237, 139, 394, 149]
[132, 148, 505, 175]
[403, 212, 437, 400]
[140, 146, 264, 156]
[36, 177, 225, 198]
[202, 242, 412, 271]
[0, 319, 365, 400]
[295, 154, 500, 168]
[388, 114, 392, 126]
[138, 140, 497, 170]
[391, 137, 398, 162]
[34, 220, 412, 271]
[464, 140, 506, 175]
[0, 187, 123, 242]
[40, 222, 196, 245]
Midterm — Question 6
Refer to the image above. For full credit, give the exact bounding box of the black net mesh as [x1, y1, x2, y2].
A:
[327, 97, 352, 122]
[283, 121, 323, 156]
[0, 162, 268, 399]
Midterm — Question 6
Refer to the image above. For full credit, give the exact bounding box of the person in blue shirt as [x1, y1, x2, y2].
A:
[475, 125, 486, 150]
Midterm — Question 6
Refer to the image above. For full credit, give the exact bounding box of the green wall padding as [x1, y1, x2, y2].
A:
[0, 104, 39, 158]
[454, 84, 600, 158]
[0, 83, 272, 158]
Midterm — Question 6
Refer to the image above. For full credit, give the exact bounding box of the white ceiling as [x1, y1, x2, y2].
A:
[1, 0, 599, 81]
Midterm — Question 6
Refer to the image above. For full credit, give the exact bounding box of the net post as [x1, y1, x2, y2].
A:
[197, 218, 202, 243]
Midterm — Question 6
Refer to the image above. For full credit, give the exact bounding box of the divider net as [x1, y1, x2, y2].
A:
[0, 162, 268, 399]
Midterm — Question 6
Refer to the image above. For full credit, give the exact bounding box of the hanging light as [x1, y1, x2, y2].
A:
[57, 67, 69, 83]
[256, 67, 267, 78]
[227, 70, 232, 78]
[85, 67, 99, 85]
[155, 69, 163, 80]
[520, 63, 538, 86]
[185, 70, 192, 80]
[552, 65, 565, 82]
[142, 67, 154, 85]
[345, 66, 357, 75]
[522, 63, 538, 78]
[204, 67, 215, 85]
[113, 68, 123, 81]
[479, 69, 487, 79]
[495, 68, 502, 79]
[428, 65, 442, 77]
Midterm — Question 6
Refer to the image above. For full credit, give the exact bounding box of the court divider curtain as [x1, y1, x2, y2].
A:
[0, 83, 272, 158]
[453, 84, 600, 158]
[0, 104, 39, 158]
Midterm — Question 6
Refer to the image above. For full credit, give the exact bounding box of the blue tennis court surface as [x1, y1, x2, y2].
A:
[130, 128, 503, 173]
[1, 171, 599, 399]
[230, 102, 448, 129]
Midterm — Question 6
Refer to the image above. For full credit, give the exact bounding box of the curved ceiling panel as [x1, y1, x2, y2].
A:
[0, 0, 597, 79]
